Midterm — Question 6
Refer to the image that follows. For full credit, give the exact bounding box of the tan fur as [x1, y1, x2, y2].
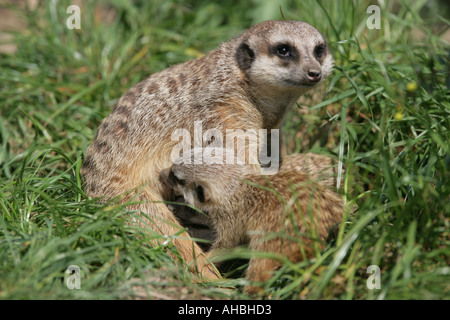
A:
[82, 20, 333, 280]
[280, 153, 342, 188]
[159, 149, 344, 294]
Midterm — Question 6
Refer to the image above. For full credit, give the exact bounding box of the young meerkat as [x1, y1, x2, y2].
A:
[169, 152, 342, 251]
[279, 152, 342, 187]
[81, 20, 334, 279]
[159, 149, 344, 294]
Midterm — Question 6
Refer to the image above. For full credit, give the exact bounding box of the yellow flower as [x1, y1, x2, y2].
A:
[394, 112, 404, 120]
[406, 81, 418, 92]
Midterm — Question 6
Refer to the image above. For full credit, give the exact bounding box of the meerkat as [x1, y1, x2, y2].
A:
[279, 152, 342, 187]
[169, 152, 342, 251]
[81, 20, 334, 280]
[159, 148, 344, 294]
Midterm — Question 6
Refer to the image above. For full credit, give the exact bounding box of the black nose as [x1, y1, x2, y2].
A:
[307, 70, 322, 82]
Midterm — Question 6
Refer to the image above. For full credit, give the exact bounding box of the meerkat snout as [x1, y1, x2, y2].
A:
[307, 69, 322, 83]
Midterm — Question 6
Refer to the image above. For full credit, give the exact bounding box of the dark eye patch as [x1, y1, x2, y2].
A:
[314, 44, 326, 59]
[196, 185, 205, 203]
[270, 43, 297, 61]
[169, 170, 184, 186]
[276, 45, 291, 57]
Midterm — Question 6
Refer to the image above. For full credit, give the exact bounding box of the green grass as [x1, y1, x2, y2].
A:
[0, 0, 449, 299]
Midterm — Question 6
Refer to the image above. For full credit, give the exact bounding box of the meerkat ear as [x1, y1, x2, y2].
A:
[236, 41, 255, 71]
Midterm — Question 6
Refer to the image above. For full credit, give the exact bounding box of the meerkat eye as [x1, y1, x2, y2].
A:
[314, 44, 326, 59]
[276, 44, 291, 58]
[196, 185, 205, 203]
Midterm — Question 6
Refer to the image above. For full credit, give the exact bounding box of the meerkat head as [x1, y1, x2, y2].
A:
[235, 20, 334, 92]
[159, 148, 251, 213]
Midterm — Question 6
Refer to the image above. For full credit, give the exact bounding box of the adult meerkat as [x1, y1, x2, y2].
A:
[169, 152, 342, 251]
[159, 149, 344, 294]
[82, 20, 334, 279]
